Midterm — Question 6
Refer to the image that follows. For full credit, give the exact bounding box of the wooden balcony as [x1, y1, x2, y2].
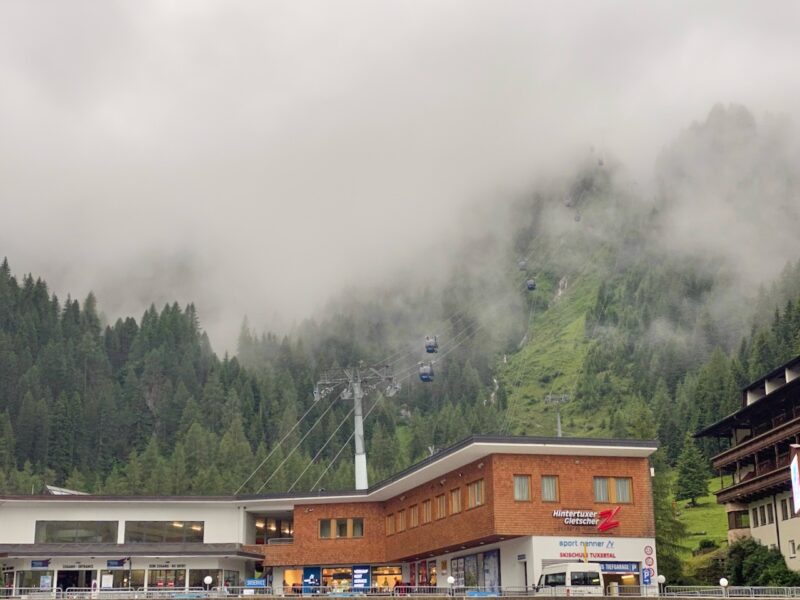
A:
[712, 414, 800, 470]
[716, 466, 790, 504]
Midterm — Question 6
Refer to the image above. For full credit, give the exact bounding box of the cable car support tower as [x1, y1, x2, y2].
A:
[314, 363, 400, 490]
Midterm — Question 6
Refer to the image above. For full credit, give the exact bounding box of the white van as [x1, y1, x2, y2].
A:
[535, 563, 604, 596]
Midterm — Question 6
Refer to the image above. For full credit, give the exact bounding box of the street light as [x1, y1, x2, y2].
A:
[657, 575, 665, 595]
[447, 575, 455, 596]
[719, 578, 729, 597]
[203, 576, 213, 592]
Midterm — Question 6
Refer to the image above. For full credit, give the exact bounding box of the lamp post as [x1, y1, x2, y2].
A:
[656, 575, 665, 596]
[447, 575, 455, 597]
[203, 576, 212, 592]
[719, 578, 729, 597]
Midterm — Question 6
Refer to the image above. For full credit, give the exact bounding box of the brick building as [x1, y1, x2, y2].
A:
[0, 435, 658, 593]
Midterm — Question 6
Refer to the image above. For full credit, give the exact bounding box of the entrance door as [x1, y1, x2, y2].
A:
[56, 570, 94, 590]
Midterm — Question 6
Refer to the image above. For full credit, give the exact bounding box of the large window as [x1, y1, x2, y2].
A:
[728, 510, 750, 530]
[514, 475, 531, 501]
[35, 521, 118, 543]
[124, 521, 203, 543]
[436, 495, 447, 519]
[468, 480, 484, 508]
[422, 500, 432, 523]
[542, 476, 559, 502]
[397, 510, 406, 532]
[593, 477, 632, 503]
[450, 489, 461, 514]
[255, 517, 293, 544]
[321, 518, 363, 539]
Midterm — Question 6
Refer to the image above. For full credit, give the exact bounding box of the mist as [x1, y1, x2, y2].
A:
[1, 1, 799, 352]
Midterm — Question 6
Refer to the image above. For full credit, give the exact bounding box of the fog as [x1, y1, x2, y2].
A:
[1, 1, 799, 351]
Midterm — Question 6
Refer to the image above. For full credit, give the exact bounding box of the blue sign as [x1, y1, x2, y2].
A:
[642, 568, 652, 585]
[352, 566, 370, 589]
[31, 560, 50, 569]
[245, 579, 266, 588]
[303, 567, 321, 594]
[107, 559, 127, 568]
[600, 562, 639, 573]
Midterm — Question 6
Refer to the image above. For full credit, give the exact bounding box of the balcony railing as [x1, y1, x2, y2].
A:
[716, 466, 790, 504]
[712, 414, 800, 470]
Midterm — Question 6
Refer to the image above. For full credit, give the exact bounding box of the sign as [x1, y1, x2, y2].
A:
[39, 575, 52, 590]
[600, 563, 638, 573]
[101, 575, 114, 589]
[645, 557, 654, 567]
[792, 447, 800, 515]
[245, 579, 267, 588]
[31, 560, 51, 569]
[644, 545, 653, 556]
[642, 569, 651, 585]
[107, 559, 127, 568]
[352, 566, 370, 589]
[516, 554, 526, 561]
[553, 507, 621, 532]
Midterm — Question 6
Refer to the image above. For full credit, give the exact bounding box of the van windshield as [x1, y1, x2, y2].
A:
[570, 572, 601, 586]
[543, 573, 566, 586]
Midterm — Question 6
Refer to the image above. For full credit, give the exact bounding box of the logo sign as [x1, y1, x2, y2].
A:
[31, 560, 51, 569]
[598, 507, 621, 532]
[352, 566, 370, 589]
[245, 579, 266, 588]
[553, 508, 621, 531]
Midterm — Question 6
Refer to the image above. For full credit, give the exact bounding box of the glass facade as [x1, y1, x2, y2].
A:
[99, 570, 144, 589]
[255, 517, 293, 544]
[125, 521, 203, 543]
[34, 521, 118, 543]
[147, 569, 186, 589]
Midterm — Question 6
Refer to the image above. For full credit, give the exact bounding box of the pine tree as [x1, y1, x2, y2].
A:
[675, 435, 708, 506]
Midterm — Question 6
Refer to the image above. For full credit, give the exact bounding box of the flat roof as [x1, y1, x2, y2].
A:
[0, 435, 657, 509]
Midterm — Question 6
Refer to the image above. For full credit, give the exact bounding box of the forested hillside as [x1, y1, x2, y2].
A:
[1, 105, 799, 508]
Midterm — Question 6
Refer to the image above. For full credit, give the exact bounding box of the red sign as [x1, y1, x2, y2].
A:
[598, 507, 621, 532]
[644, 545, 653, 555]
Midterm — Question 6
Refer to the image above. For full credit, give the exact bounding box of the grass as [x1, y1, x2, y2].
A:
[499, 271, 599, 436]
[675, 477, 729, 558]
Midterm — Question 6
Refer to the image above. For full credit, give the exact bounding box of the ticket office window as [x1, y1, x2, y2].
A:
[99, 570, 145, 589]
[147, 570, 186, 589]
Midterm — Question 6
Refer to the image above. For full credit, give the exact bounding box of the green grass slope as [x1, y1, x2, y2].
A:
[499, 272, 599, 436]
[676, 477, 729, 557]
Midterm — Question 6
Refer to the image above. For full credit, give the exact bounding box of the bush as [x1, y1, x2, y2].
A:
[726, 538, 800, 586]
[698, 539, 718, 550]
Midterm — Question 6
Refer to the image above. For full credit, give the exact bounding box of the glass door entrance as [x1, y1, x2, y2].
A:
[56, 570, 94, 590]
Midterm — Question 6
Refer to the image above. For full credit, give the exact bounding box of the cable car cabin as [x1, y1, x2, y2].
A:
[418, 363, 435, 382]
[526, 279, 537, 291]
[424, 336, 439, 353]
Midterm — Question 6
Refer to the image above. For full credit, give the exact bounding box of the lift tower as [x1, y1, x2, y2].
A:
[314, 363, 399, 490]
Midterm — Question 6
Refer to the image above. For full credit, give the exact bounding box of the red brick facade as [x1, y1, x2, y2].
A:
[248, 452, 654, 567]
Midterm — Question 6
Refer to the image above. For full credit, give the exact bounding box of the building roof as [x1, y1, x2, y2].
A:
[695, 354, 800, 438]
[0, 543, 263, 560]
[0, 435, 657, 510]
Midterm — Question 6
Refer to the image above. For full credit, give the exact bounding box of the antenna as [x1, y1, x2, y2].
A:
[314, 363, 400, 490]
[544, 393, 570, 437]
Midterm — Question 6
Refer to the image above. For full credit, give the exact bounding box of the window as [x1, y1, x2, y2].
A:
[352, 518, 364, 538]
[593, 477, 632, 503]
[542, 476, 559, 502]
[436, 495, 447, 519]
[255, 517, 293, 544]
[593, 478, 610, 503]
[450, 489, 461, 514]
[386, 515, 395, 535]
[760, 505, 767, 525]
[728, 510, 750, 530]
[571, 572, 601, 586]
[409, 505, 419, 528]
[615, 478, 632, 503]
[422, 500, 432, 523]
[336, 518, 348, 538]
[320, 520, 331, 538]
[514, 475, 531, 501]
[782, 499, 789, 521]
[767, 503, 775, 524]
[36, 521, 118, 543]
[543, 572, 566, 586]
[397, 510, 406, 532]
[752, 508, 760, 527]
[791, 540, 797, 558]
[124, 521, 202, 543]
[468, 480, 484, 508]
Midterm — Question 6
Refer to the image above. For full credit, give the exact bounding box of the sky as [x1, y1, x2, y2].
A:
[1, 1, 799, 352]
